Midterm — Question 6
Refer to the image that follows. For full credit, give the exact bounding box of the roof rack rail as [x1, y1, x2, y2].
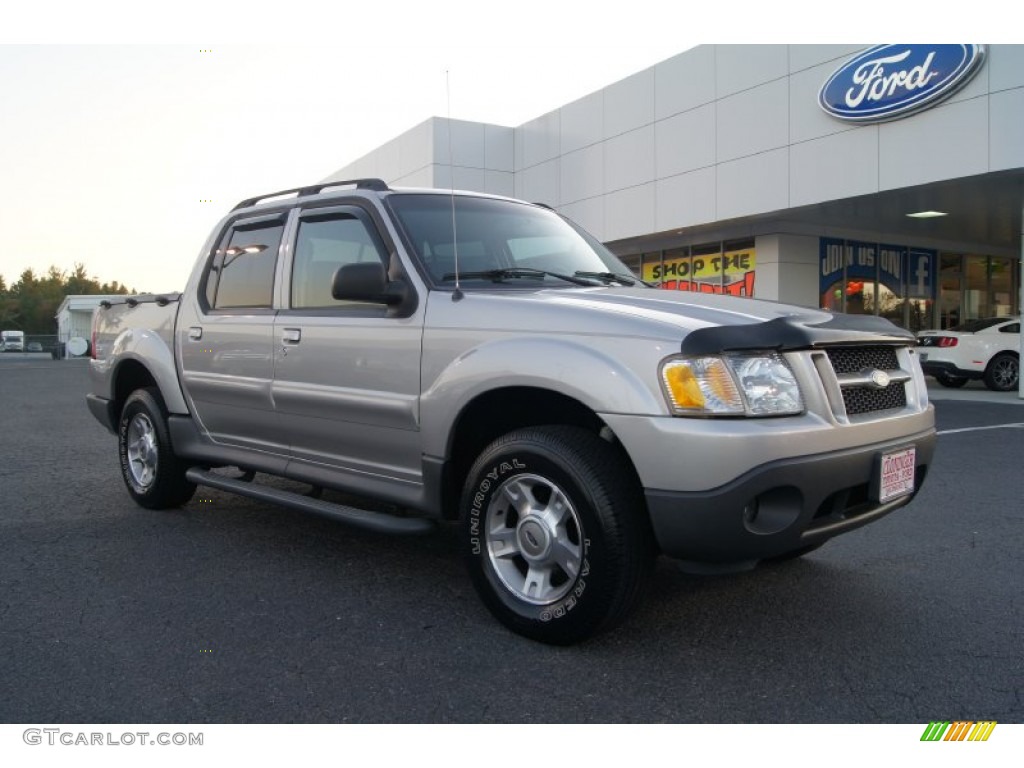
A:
[232, 178, 390, 211]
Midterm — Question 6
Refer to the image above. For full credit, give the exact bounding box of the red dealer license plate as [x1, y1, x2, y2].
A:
[878, 447, 916, 503]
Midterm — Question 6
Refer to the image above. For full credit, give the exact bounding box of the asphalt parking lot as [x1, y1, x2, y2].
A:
[0, 359, 1021, 723]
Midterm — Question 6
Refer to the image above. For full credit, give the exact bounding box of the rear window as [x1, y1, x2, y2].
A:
[950, 317, 1012, 333]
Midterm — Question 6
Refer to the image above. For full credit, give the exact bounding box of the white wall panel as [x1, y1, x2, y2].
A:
[878, 97, 989, 190]
[438, 120, 486, 168]
[946, 50, 991, 106]
[774, 234, 821, 306]
[560, 144, 604, 204]
[655, 167, 716, 231]
[717, 79, 789, 163]
[604, 68, 655, 139]
[788, 45, 866, 73]
[605, 183, 655, 241]
[399, 120, 434, 176]
[560, 91, 604, 154]
[393, 166, 435, 189]
[484, 124, 514, 172]
[655, 104, 715, 178]
[516, 110, 561, 171]
[789, 61, 857, 145]
[514, 159, 560, 207]
[715, 45, 788, 98]
[753, 234, 782, 300]
[433, 165, 486, 193]
[655, 45, 715, 120]
[377, 139, 402, 183]
[753, 234, 819, 305]
[988, 44, 1024, 91]
[990, 88, 1024, 171]
[561, 196, 605, 241]
[484, 170, 515, 197]
[716, 148, 789, 220]
[604, 125, 655, 192]
[790, 127, 879, 207]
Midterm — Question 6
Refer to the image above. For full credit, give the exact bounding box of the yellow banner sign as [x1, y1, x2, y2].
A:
[642, 248, 756, 297]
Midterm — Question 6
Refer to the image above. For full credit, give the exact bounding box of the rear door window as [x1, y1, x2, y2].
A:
[205, 218, 285, 310]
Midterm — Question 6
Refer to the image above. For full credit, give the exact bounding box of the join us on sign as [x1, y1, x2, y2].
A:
[820, 241, 903, 283]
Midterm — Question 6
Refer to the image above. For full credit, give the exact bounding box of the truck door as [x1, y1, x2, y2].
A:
[272, 204, 424, 490]
[176, 211, 286, 454]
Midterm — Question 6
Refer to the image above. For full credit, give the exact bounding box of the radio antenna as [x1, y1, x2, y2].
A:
[446, 70, 463, 301]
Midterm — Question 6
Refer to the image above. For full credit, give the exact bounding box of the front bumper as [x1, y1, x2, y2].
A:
[641, 428, 936, 562]
[921, 359, 982, 381]
[601, 405, 936, 563]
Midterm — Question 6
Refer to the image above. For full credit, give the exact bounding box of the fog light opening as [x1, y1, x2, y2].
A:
[743, 487, 803, 535]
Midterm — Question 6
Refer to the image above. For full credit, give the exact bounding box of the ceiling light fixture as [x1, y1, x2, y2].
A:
[906, 210, 948, 218]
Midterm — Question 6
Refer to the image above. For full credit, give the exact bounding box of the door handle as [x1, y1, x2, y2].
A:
[188, 326, 203, 341]
[282, 328, 301, 344]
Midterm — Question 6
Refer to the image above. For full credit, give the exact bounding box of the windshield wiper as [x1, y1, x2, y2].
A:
[440, 268, 597, 286]
[574, 271, 653, 287]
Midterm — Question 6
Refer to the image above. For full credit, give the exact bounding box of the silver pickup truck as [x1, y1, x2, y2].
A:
[88, 179, 936, 644]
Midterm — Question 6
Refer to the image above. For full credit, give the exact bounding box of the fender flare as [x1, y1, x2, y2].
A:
[109, 328, 189, 414]
[420, 336, 663, 458]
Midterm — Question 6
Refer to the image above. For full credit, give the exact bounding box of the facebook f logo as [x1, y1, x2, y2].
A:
[908, 251, 935, 299]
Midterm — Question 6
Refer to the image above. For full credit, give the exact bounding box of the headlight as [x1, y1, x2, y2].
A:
[660, 353, 803, 417]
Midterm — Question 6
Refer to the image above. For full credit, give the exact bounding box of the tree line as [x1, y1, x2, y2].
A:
[0, 264, 135, 335]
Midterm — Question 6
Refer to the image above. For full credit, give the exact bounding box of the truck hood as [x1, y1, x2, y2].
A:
[425, 286, 914, 351]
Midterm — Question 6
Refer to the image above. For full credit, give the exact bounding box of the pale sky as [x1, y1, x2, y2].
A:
[0, 2, 993, 293]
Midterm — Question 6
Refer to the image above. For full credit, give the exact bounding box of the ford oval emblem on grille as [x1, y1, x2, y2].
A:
[819, 44, 985, 123]
[868, 369, 891, 389]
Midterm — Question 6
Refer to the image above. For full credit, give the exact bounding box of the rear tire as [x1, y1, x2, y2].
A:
[934, 371, 968, 389]
[460, 426, 653, 645]
[117, 388, 196, 509]
[983, 353, 1018, 392]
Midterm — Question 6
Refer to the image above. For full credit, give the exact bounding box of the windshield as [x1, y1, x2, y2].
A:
[387, 194, 639, 287]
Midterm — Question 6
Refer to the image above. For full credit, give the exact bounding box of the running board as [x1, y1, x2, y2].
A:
[185, 468, 435, 536]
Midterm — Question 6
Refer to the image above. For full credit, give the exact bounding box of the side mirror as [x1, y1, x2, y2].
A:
[331, 262, 411, 309]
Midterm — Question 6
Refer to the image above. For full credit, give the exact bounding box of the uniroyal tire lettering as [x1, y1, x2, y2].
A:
[118, 414, 139, 492]
[469, 458, 528, 557]
[468, 454, 592, 623]
[539, 577, 586, 622]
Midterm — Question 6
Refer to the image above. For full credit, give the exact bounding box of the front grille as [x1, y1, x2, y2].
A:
[841, 381, 907, 414]
[825, 345, 907, 416]
[826, 346, 899, 375]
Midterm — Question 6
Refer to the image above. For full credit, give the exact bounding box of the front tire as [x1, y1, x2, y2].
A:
[117, 388, 196, 509]
[461, 426, 652, 645]
[983, 353, 1018, 392]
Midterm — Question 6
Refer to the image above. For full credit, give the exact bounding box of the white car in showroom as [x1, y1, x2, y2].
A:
[918, 317, 1020, 391]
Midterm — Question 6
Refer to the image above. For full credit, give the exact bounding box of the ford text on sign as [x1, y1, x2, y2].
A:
[819, 45, 985, 123]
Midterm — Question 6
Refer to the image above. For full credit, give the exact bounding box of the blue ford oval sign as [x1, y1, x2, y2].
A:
[819, 44, 985, 123]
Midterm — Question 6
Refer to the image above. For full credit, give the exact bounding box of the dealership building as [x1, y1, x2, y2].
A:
[325, 44, 1023, 331]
